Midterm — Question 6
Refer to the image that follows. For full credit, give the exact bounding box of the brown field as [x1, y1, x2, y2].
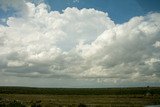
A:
[0, 87, 160, 107]
[0, 94, 160, 107]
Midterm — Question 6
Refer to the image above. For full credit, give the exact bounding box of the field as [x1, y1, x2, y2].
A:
[0, 87, 160, 107]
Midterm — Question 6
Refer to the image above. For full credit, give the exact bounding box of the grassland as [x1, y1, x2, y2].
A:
[0, 87, 160, 107]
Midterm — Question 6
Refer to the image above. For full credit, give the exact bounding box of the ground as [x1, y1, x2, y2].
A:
[0, 87, 160, 107]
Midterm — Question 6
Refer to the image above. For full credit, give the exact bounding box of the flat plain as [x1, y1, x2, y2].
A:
[0, 87, 160, 107]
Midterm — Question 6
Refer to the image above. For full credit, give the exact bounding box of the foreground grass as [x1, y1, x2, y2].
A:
[0, 87, 160, 107]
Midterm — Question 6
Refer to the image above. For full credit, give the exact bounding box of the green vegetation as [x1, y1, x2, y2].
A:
[0, 87, 160, 107]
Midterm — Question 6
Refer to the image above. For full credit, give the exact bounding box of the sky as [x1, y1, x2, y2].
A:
[0, 0, 160, 88]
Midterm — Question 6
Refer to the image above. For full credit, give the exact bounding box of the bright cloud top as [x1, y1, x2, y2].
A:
[0, 1, 160, 85]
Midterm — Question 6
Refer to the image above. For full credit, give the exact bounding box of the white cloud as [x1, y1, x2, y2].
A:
[145, 58, 160, 65]
[76, 13, 160, 83]
[0, 2, 160, 86]
[153, 41, 160, 48]
[7, 60, 26, 67]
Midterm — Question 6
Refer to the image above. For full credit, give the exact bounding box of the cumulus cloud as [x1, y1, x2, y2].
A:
[77, 13, 160, 83]
[0, 1, 160, 85]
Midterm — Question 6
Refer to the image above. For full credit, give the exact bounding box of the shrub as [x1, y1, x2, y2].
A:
[31, 103, 42, 107]
[8, 100, 25, 107]
[78, 103, 87, 107]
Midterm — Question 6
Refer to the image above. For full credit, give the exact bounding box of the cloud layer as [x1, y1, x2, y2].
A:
[0, 1, 160, 86]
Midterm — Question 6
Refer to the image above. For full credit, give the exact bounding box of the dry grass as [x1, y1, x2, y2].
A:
[0, 94, 160, 107]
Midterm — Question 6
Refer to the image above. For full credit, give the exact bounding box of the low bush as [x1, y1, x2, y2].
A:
[78, 103, 87, 107]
